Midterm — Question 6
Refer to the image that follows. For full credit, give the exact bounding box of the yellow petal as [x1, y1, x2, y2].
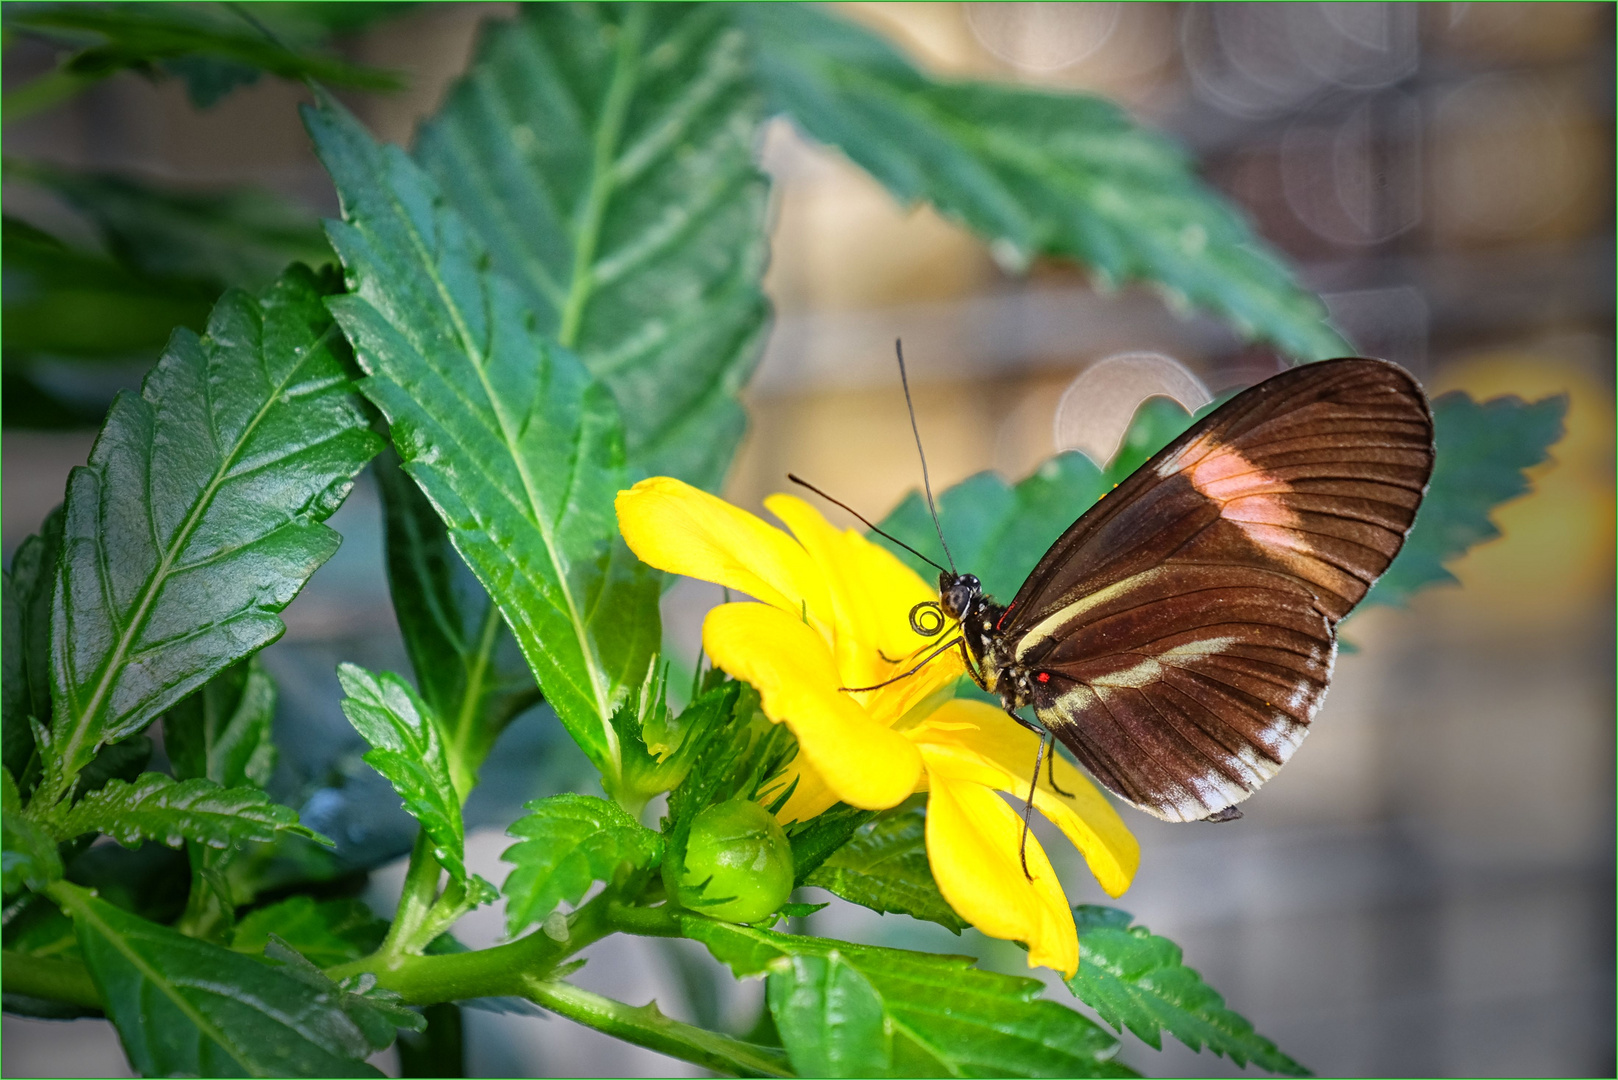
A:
[703, 602, 922, 810]
[616, 478, 831, 636]
[912, 699, 1139, 898]
[765, 493, 963, 722]
[921, 759, 1079, 977]
[767, 756, 842, 827]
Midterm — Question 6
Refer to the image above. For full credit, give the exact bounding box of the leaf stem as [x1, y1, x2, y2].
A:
[0, 949, 101, 1010]
[522, 978, 793, 1078]
[379, 830, 443, 958]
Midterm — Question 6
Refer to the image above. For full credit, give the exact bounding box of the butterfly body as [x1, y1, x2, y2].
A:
[936, 357, 1435, 824]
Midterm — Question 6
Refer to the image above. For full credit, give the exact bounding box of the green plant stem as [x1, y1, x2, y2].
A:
[0, 949, 102, 1009]
[523, 977, 792, 1078]
[379, 830, 444, 958]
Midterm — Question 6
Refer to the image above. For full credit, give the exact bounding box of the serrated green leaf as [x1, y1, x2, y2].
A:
[40, 264, 382, 809]
[687, 917, 1132, 1077]
[55, 771, 318, 850]
[336, 663, 473, 886]
[7, 3, 401, 109]
[374, 450, 538, 795]
[231, 896, 390, 968]
[1363, 390, 1567, 609]
[1067, 905, 1308, 1076]
[502, 793, 663, 935]
[768, 951, 891, 1077]
[3, 770, 62, 893]
[72, 735, 152, 798]
[805, 802, 967, 933]
[264, 935, 425, 1049]
[416, 2, 771, 491]
[737, 4, 1347, 362]
[308, 95, 661, 780]
[53, 882, 384, 1077]
[7, 158, 333, 290]
[165, 657, 278, 790]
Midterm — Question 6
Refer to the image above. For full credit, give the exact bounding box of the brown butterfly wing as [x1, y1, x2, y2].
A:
[1002, 358, 1434, 822]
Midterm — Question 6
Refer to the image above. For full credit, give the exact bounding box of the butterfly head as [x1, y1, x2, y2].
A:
[939, 572, 983, 621]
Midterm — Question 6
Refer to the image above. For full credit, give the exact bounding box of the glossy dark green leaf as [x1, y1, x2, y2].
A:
[56, 771, 320, 850]
[416, 2, 771, 490]
[501, 793, 663, 935]
[309, 95, 661, 779]
[7, 3, 401, 108]
[7, 159, 333, 290]
[264, 935, 424, 1047]
[40, 264, 381, 809]
[336, 663, 475, 888]
[687, 917, 1132, 1078]
[374, 450, 538, 793]
[165, 657, 277, 790]
[768, 951, 890, 1077]
[231, 896, 390, 968]
[1067, 905, 1307, 1076]
[55, 883, 384, 1077]
[396, 1002, 465, 1080]
[2, 573, 34, 787]
[1364, 390, 1567, 609]
[737, 4, 1347, 362]
[804, 802, 967, 933]
[2, 770, 62, 893]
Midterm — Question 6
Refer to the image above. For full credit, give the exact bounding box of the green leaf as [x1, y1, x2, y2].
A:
[416, 2, 771, 491]
[55, 771, 320, 850]
[737, 4, 1347, 362]
[1067, 905, 1308, 1076]
[805, 802, 967, 933]
[686, 917, 1132, 1077]
[374, 450, 538, 794]
[3, 770, 63, 893]
[7, 3, 402, 109]
[876, 450, 1109, 604]
[263, 935, 425, 1047]
[308, 95, 661, 780]
[336, 663, 476, 888]
[2, 214, 217, 362]
[6, 159, 333, 290]
[1363, 390, 1568, 609]
[768, 952, 891, 1077]
[502, 793, 663, 935]
[2, 506, 61, 791]
[396, 1002, 465, 1080]
[40, 264, 382, 807]
[164, 657, 278, 790]
[231, 896, 390, 968]
[53, 882, 386, 1077]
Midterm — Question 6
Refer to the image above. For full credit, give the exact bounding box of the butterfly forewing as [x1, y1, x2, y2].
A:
[1002, 358, 1434, 822]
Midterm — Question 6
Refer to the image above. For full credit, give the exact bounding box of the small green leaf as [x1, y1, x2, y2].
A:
[1364, 391, 1568, 609]
[55, 772, 319, 850]
[502, 793, 663, 935]
[417, 2, 771, 491]
[231, 896, 390, 968]
[164, 657, 278, 790]
[768, 951, 891, 1077]
[336, 663, 472, 886]
[3, 770, 62, 893]
[308, 94, 661, 780]
[1067, 905, 1308, 1076]
[738, 4, 1347, 362]
[41, 264, 382, 808]
[374, 451, 538, 794]
[805, 802, 967, 933]
[2, 507, 61, 794]
[687, 917, 1131, 1077]
[54, 882, 385, 1077]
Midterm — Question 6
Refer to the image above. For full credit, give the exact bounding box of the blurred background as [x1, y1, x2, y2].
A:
[4, 3, 1613, 1077]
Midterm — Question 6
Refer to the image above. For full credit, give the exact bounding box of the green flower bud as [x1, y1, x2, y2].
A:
[667, 799, 794, 923]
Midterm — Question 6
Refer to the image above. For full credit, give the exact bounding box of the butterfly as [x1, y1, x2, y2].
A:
[804, 353, 1435, 837]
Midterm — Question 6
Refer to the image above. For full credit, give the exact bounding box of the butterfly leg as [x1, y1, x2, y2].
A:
[1017, 731, 1051, 881]
[842, 635, 969, 692]
[1000, 706, 1074, 798]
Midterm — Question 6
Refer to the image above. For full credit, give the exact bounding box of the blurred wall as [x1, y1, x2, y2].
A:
[3, 4, 1612, 1077]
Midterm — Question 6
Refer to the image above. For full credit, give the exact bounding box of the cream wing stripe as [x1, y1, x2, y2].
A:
[1012, 568, 1166, 662]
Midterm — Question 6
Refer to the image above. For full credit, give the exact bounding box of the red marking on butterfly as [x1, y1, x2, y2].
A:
[997, 601, 1016, 631]
[1036, 671, 1050, 684]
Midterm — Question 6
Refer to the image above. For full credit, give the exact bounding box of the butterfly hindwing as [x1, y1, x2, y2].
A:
[1003, 358, 1434, 821]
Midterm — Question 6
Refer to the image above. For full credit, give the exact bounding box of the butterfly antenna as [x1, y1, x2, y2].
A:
[787, 474, 949, 575]
[895, 339, 956, 574]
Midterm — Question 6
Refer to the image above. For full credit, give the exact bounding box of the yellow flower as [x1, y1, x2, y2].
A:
[616, 476, 1139, 976]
